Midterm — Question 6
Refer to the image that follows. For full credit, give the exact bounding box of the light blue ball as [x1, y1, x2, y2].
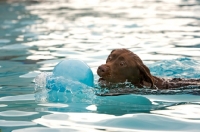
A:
[53, 59, 94, 87]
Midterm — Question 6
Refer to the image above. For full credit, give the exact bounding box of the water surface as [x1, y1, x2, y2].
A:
[0, 0, 200, 131]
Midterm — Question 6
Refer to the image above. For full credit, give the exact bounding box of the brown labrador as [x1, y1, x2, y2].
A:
[97, 48, 200, 89]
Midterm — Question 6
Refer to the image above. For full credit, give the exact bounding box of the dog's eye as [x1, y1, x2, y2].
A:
[120, 61, 126, 67]
[107, 56, 112, 61]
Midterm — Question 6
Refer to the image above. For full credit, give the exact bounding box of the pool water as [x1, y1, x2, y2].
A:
[0, 0, 200, 131]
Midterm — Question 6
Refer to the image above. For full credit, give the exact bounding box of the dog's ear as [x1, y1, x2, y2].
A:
[137, 63, 154, 88]
[129, 53, 154, 88]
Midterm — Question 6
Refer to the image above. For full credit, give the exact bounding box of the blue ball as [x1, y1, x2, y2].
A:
[53, 59, 94, 87]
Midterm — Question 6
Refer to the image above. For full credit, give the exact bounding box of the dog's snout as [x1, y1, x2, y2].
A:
[98, 65, 106, 73]
[97, 65, 109, 76]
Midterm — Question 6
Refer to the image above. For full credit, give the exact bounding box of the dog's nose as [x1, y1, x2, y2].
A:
[97, 65, 109, 76]
[98, 65, 106, 73]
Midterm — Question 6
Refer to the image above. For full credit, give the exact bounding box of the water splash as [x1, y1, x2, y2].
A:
[34, 72, 96, 103]
[34, 72, 51, 103]
[149, 57, 200, 78]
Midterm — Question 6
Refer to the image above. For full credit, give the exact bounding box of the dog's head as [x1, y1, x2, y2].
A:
[97, 49, 154, 88]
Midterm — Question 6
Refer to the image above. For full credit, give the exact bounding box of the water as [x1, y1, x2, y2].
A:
[0, 0, 200, 131]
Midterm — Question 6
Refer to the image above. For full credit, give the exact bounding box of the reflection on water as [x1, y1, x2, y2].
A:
[0, 0, 200, 132]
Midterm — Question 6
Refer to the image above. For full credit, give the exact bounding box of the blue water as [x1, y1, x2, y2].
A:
[0, 0, 200, 132]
